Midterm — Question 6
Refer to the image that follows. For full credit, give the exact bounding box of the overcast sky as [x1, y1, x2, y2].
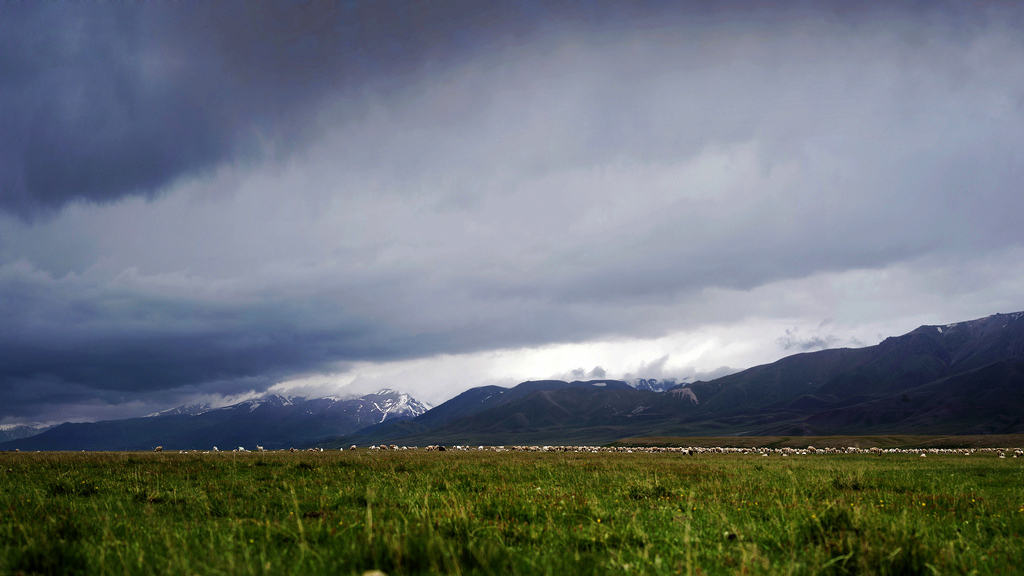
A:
[2, 1, 1024, 426]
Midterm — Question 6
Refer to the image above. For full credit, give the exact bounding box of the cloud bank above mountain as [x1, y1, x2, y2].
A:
[3, 1, 1024, 423]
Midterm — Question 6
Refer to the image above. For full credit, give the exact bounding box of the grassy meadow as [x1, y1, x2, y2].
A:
[2, 448, 1023, 575]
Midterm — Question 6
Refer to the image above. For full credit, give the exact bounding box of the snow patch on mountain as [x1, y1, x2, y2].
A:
[669, 387, 700, 404]
[923, 311, 1024, 340]
[224, 395, 298, 413]
[145, 403, 213, 417]
[627, 378, 684, 393]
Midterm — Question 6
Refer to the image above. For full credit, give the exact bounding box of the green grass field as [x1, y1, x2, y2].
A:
[2, 449, 1023, 575]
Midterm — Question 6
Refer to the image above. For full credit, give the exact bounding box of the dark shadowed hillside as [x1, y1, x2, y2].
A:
[333, 312, 1024, 446]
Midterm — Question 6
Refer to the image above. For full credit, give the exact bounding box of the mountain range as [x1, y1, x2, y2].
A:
[3, 311, 1023, 450]
[0, 424, 54, 443]
[331, 311, 1024, 446]
[0, 389, 429, 451]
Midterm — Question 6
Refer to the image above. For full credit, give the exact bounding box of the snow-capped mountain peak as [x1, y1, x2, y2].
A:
[129, 389, 430, 448]
[362, 389, 431, 421]
[0, 424, 54, 443]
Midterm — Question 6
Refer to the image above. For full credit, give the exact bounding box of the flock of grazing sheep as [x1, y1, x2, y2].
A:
[148, 444, 1024, 458]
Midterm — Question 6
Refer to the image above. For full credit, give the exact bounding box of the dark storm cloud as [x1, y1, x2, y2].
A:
[4, 1, 999, 217]
[0, 1, 482, 216]
[1, 4, 237, 215]
[0, 261, 462, 420]
[0, 0, 702, 217]
[3, 1, 1024, 423]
